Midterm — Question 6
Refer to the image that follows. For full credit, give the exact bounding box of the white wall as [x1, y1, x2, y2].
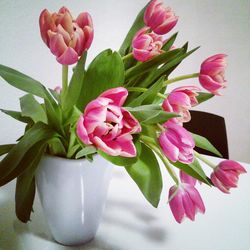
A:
[0, 0, 249, 162]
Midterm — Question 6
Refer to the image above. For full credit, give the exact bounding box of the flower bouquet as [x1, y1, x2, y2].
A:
[0, 0, 246, 240]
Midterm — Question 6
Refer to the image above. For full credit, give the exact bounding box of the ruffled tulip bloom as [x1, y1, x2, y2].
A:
[132, 27, 163, 62]
[162, 86, 200, 123]
[180, 171, 197, 186]
[144, 0, 178, 35]
[211, 160, 247, 193]
[169, 183, 205, 223]
[76, 87, 141, 157]
[39, 7, 94, 65]
[159, 121, 195, 164]
[199, 54, 227, 95]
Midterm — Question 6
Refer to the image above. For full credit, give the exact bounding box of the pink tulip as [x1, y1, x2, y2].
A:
[144, 0, 178, 35]
[199, 54, 227, 95]
[162, 86, 200, 123]
[159, 121, 195, 164]
[169, 183, 205, 223]
[76, 87, 141, 157]
[132, 27, 163, 62]
[211, 160, 247, 193]
[39, 7, 94, 65]
[54, 86, 62, 94]
[180, 171, 197, 186]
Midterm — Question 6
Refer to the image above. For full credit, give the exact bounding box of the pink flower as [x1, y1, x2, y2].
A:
[54, 86, 62, 94]
[180, 171, 197, 186]
[162, 86, 200, 123]
[199, 54, 227, 95]
[39, 7, 94, 65]
[132, 27, 163, 62]
[169, 183, 205, 223]
[159, 121, 195, 164]
[76, 87, 141, 157]
[211, 160, 247, 193]
[144, 0, 178, 35]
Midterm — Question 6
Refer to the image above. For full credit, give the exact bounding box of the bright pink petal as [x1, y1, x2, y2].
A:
[99, 87, 128, 106]
[56, 47, 79, 65]
[76, 115, 92, 145]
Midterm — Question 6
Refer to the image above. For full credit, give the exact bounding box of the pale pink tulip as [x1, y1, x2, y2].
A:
[144, 0, 178, 35]
[76, 87, 141, 157]
[180, 171, 197, 186]
[211, 160, 247, 193]
[169, 183, 205, 223]
[199, 54, 227, 95]
[132, 27, 163, 62]
[159, 121, 195, 164]
[162, 86, 200, 123]
[39, 7, 94, 65]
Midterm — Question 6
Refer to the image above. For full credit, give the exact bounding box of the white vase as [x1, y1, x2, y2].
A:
[35, 154, 113, 246]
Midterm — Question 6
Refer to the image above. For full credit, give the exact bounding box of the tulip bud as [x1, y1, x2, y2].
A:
[159, 121, 195, 164]
[144, 0, 178, 35]
[39, 7, 94, 65]
[211, 160, 247, 193]
[132, 27, 163, 62]
[199, 54, 227, 95]
[162, 86, 201, 124]
[169, 183, 205, 223]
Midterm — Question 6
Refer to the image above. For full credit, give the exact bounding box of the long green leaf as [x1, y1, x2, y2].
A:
[15, 143, 46, 223]
[173, 158, 212, 185]
[162, 32, 178, 51]
[119, 2, 148, 56]
[0, 122, 55, 185]
[126, 143, 162, 207]
[0, 144, 15, 156]
[0, 64, 48, 98]
[196, 92, 214, 104]
[62, 53, 87, 114]
[0, 109, 32, 123]
[192, 133, 222, 157]
[77, 49, 125, 110]
[20, 94, 47, 123]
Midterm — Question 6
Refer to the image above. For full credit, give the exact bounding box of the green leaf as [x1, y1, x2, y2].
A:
[0, 144, 15, 156]
[162, 32, 178, 51]
[127, 77, 165, 106]
[192, 133, 222, 157]
[75, 146, 97, 159]
[125, 49, 183, 80]
[15, 143, 46, 223]
[173, 158, 212, 185]
[0, 64, 48, 98]
[196, 92, 214, 104]
[0, 122, 55, 186]
[77, 49, 125, 110]
[20, 94, 47, 123]
[126, 143, 162, 207]
[47, 137, 66, 157]
[62, 53, 87, 114]
[125, 104, 161, 112]
[0, 109, 32, 123]
[119, 3, 148, 56]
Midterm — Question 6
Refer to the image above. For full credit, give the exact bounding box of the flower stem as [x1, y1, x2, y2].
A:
[141, 135, 179, 185]
[62, 65, 68, 95]
[127, 87, 166, 99]
[194, 151, 217, 169]
[122, 53, 133, 61]
[163, 73, 199, 87]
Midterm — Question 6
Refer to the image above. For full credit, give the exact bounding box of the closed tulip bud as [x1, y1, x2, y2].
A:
[169, 184, 205, 223]
[211, 160, 247, 193]
[144, 0, 178, 35]
[39, 7, 94, 65]
[159, 121, 195, 164]
[199, 54, 227, 95]
[132, 27, 163, 62]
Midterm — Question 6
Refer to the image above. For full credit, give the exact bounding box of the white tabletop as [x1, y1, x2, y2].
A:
[0, 156, 249, 250]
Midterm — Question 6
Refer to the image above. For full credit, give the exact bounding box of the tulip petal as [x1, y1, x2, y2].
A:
[76, 115, 92, 145]
[99, 87, 128, 106]
[56, 47, 79, 65]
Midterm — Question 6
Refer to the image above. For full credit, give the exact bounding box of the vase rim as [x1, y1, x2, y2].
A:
[42, 153, 99, 163]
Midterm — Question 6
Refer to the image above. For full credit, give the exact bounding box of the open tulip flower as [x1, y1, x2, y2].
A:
[39, 7, 94, 65]
[0, 0, 246, 226]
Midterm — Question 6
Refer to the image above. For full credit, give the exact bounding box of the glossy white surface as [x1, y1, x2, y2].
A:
[36, 155, 113, 245]
[0, 156, 249, 250]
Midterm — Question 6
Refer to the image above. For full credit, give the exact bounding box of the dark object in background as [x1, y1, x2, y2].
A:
[184, 110, 229, 159]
